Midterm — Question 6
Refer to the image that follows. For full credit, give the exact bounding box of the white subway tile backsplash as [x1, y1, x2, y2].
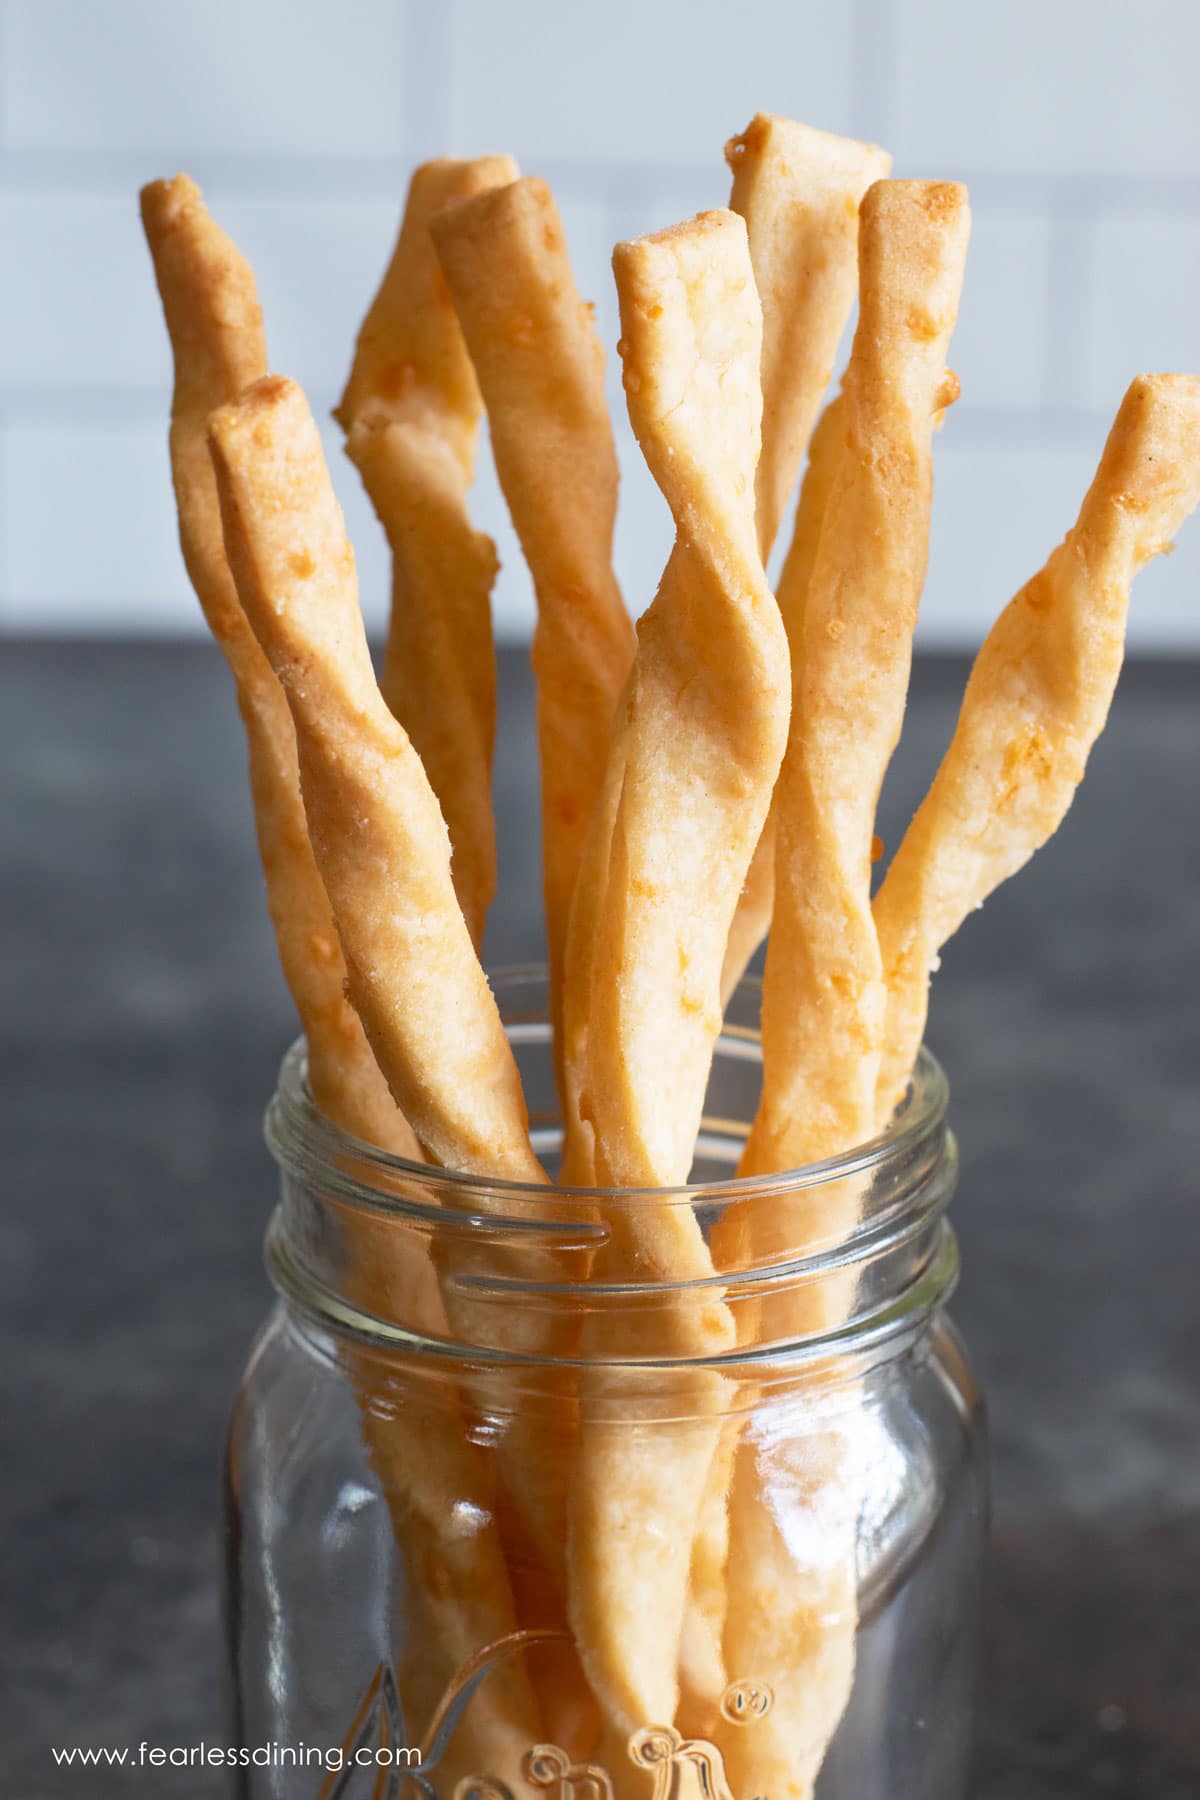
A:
[446, 0, 859, 169]
[892, 0, 1200, 177]
[920, 435, 1097, 647]
[0, 190, 171, 390]
[1083, 215, 1200, 410]
[920, 426, 1200, 651]
[612, 418, 674, 621]
[202, 189, 406, 407]
[3, 418, 195, 627]
[3, 0, 411, 156]
[3, 0, 1200, 647]
[0, 413, 393, 634]
[951, 209, 1055, 413]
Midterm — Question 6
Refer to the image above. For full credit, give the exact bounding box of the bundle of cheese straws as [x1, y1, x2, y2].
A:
[143, 113, 1200, 1796]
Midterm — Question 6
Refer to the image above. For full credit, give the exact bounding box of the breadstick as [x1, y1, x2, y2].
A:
[718, 1411, 859, 1800]
[691, 399, 847, 1699]
[140, 175, 421, 1165]
[431, 177, 635, 1737]
[720, 391, 849, 1003]
[431, 176, 636, 1076]
[567, 211, 790, 1741]
[337, 156, 516, 949]
[720, 118, 890, 1004]
[875, 372, 1200, 1117]
[727, 114, 891, 563]
[142, 182, 539, 1777]
[683, 379, 852, 1728]
[210, 375, 541, 1186]
[211, 365, 583, 1529]
[714, 181, 969, 1800]
[743, 179, 970, 1176]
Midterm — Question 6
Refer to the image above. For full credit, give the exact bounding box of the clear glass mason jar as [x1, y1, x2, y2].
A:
[225, 968, 987, 1800]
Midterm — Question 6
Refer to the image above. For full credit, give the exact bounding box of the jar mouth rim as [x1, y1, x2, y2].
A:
[269, 964, 949, 1211]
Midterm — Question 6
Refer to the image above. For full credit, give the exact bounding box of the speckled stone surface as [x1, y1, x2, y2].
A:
[2, 642, 1197, 1799]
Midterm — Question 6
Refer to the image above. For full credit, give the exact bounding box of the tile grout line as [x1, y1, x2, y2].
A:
[1, 146, 1199, 216]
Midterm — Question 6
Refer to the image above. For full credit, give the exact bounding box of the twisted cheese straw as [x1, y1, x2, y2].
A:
[875, 372, 1200, 1115]
[140, 175, 422, 1165]
[743, 180, 970, 1176]
[337, 155, 517, 951]
[209, 375, 564, 1781]
[680, 116, 888, 1730]
[720, 115, 890, 1004]
[564, 211, 790, 1742]
[719, 180, 971, 1800]
[430, 173, 637, 1746]
[142, 181, 535, 1777]
[678, 388, 851, 1738]
[431, 175, 637, 1132]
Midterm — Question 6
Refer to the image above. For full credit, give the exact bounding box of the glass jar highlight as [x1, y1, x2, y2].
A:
[225, 968, 987, 1798]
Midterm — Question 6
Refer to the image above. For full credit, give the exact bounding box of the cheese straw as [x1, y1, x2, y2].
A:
[875, 372, 1200, 1115]
[565, 211, 790, 1741]
[142, 183, 540, 1777]
[687, 394, 830, 1717]
[721, 116, 891, 1004]
[685, 115, 887, 1726]
[743, 180, 970, 1176]
[208, 377, 548, 1192]
[431, 176, 636, 1096]
[209, 374, 575, 1777]
[140, 175, 422, 1166]
[336, 156, 517, 950]
[718, 179, 970, 1800]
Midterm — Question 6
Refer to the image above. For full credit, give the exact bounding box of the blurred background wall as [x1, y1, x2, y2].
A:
[1, 0, 1197, 647]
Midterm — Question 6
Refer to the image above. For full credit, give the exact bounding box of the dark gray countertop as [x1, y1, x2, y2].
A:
[2, 641, 1197, 1799]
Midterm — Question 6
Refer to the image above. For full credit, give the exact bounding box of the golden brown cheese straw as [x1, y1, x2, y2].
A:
[431, 177, 636, 1072]
[875, 371, 1200, 1116]
[337, 156, 516, 949]
[719, 118, 891, 1004]
[715, 180, 969, 1800]
[353, 1356, 546, 1787]
[211, 379, 581, 1738]
[727, 114, 891, 563]
[209, 375, 543, 1186]
[718, 1413, 859, 1800]
[685, 396, 852, 1727]
[585, 212, 789, 1189]
[719, 392, 850, 1005]
[742, 179, 971, 1177]
[139, 174, 420, 1165]
[432, 179, 635, 1733]
[566, 210, 790, 1740]
[141, 181, 534, 1776]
